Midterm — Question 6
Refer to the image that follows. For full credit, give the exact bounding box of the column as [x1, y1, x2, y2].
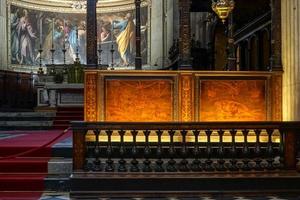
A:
[86, 0, 98, 68]
[135, 0, 142, 70]
[282, 0, 300, 120]
[271, 0, 283, 71]
[178, 0, 192, 70]
[166, 0, 174, 58]
[226, 13, 237, 71]
[150, 1, 163, 66]
[0, 0, 8, 70]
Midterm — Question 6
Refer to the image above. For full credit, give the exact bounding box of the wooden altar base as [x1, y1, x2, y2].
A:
[70, 171, 300, 198]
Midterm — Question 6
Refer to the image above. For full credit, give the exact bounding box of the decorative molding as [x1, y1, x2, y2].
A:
[8, 0, 150, 13]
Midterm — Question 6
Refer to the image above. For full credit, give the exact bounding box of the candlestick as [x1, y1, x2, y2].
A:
[76, 25, 79, 61]
[38, 44, 44, 75]
[110, 22, 114, 70]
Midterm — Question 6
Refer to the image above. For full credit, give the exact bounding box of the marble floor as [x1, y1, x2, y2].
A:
[39, 193, 300, 200]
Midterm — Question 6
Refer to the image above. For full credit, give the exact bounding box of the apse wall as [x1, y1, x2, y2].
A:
[1, 0, 176, 72]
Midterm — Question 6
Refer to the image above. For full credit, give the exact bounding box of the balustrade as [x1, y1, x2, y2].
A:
[72, 122, 300, 173]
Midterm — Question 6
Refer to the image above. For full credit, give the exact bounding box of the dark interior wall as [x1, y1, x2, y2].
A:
[190, 0, 271, 70]
[191, 0, 270, 29]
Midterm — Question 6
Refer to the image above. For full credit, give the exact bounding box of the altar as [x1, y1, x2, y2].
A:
[84, 70, 282, 122]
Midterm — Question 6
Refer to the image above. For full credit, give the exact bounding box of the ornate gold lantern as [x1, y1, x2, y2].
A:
[212, 0, 235, 23]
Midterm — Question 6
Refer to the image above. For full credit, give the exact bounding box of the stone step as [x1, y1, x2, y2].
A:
[0, 121, 53, 127]
[48, 158, 72, 175]
[0, 112, 55, 118]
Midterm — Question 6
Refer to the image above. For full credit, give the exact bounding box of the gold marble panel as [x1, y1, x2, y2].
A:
[199, 79, 267, 121]
[105, 79, 174, 122]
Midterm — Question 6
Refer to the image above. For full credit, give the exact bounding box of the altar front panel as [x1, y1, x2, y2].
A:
[84, 71, 282, 122]
[198, 78, 267, 121]
[105, 78, 176, 122]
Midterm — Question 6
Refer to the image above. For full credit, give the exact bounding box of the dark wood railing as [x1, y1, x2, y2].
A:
[0, 70, 36, 111]
[72, 122, 300, 173]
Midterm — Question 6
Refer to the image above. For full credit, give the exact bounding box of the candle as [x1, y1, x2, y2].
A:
[63, 19, 66, 39]
[52, 18, 54, 48]
[63, 19, 66, 48]
[39, 19, 42, 44]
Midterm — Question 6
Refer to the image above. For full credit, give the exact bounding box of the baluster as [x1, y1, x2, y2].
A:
[279, 129, 285, 169]
[266, 129, 275, 170]
[84, 130, 93, 171]
[105, 130, 114, 172]
[93, 129, 102, 171]
[118, 130, 127, 172]
[84, 142, 93, 171]
[143, 130, 152, 172]
[229, 129, 238, 171]
[155, 130, 164, 172]
[130, 130, 139, 172]
[254, 129, 263, 171]
[242, 129, 251, 171]
[191, 130, 202, 171]
[179, 130, 189, 171]
[204, 129, 214, 171]
[167, 130, 177, 172]
[216, 129, 226, 171]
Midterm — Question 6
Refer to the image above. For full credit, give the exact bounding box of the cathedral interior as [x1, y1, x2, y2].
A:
[0, 0, 300, 199]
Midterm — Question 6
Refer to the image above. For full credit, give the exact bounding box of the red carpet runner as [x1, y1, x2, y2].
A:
[0, 130, 71, 199]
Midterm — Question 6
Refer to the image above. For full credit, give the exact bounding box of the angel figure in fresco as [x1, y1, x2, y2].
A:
[112, 13, 135, 66]
[17, 9, 37, 65]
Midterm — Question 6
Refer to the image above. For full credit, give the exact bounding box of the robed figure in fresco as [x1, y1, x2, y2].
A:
[11, 9, 20, 63]
[112, 13, 135, 66]
[18, 10, 37, 65]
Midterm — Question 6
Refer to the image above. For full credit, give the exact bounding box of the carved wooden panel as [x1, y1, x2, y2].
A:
[199, 79, 267, 121]
[180, 75, 193, 121]
[73, 130, 86, 171]
[85, 73, 97, 121]
[105, 79, 174, 122]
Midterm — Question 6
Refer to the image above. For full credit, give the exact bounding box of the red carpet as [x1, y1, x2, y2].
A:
[0, 130, 71, 199]
[53, 107, 83, 130]
[0, 192, 42, 200]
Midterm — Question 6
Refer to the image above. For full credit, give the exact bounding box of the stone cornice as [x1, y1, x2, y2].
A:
[8, 0, 150, 13]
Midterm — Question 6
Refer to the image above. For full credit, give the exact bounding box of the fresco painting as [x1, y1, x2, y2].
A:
[10, 5, 148, 67]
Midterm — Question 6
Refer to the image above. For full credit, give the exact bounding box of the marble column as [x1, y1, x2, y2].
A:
[0, 0, 8, 70]
[86, 0, 98, 68]
[150, 1, 163, 66]
[281, 0, 300, 121]
[150, 0, 174, 67]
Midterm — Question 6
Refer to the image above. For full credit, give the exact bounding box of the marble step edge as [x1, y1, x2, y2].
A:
[0, 112, 56, 117]
[0, 121, 53, 126]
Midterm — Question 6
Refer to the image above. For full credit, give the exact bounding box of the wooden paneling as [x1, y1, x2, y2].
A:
[84, 70, 282, 122]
